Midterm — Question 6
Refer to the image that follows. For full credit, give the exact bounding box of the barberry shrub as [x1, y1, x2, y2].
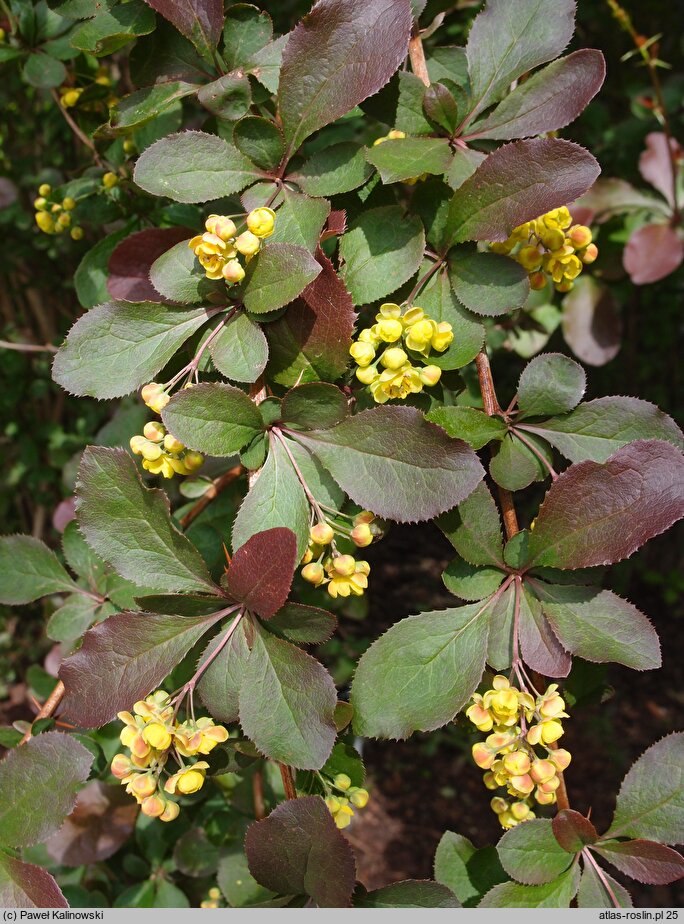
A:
[0, 0, 683, 909]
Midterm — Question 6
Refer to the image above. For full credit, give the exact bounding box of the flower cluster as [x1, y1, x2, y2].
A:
[324, 773, 370, 829]
[130, 420, 204, 479]
[489, 207, 598, 293]
[111, 690, 228, 822]
[33, 184, 83, 239]
[373, 129, 426, 184]
[200, 888, 222, 909]
[189, 208, 276, 286]
[300, 512, 381, 598]
[350, 303, 453, 404]
[466, 675, 571, 829]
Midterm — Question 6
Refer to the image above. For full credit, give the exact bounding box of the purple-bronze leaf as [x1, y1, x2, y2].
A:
[245, 796, 356, 907]
[140, 0, 223, 60]
[527, 440, 684, 570]
[60, 610, 225, 726]
[0, 853, 67, 908]
[518, 587, 571, 678]
[552, 810, 598, 854]
[638, 132, 682, 209]
[46, 781, 138, 866]
[107, 227, 191, 302]
[446, 138, 601, 244]
[594, 840, 684, 886]
[225, 527, 298, 619]
[623, 223, 684, 285]
[561, 276, 621, 367]
[277, 0, 412, 153]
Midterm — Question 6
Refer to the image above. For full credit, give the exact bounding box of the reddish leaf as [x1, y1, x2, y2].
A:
[266, 250, 355, 385]
[245, 796, 356, 907]
[141, 0, 223, 59]
[638, 132, 682, 208]
[46, 781, 138, 866]
[623, 223, 684, 285]
[225, 527, 298, 619]
[595, 840, 684, 886]
[552, 810, 598, 854]
[0, 853, 67, 908]
[562, 276, 621, 366]
[107, 227, 191, 302]
[527, 440, 684, 570]
[321, 209, 347, 241]
[519, 588, 571, 678]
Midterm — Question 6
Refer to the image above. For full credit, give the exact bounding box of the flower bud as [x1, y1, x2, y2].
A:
[349, 787, 369, 808]
[129, 773, 157, 798]
[183, 451, 204, 472]
[141, 383, 170, 413]
[530, 759, 556, 784]
[332, 555, 356, 577]
[535, 788, 556, 806]
[540, 719, 564, 743]
[402, 306, 424, 326]
[568, 225, 592, 249]
[509, 773, 534, 795]
[123, 139, 137, 155]
[159, 800, 180, 822]
[510, 801, 532, 821]
[246, 207, 276, 238]
[472, 743, 495, 769]
[503, 751, 531, 776]
[538, 775, 560, 794]
[57, 212, 71, 228]
[517, 244, 543, 271]
[102, 172, 119, 189]
[351, 523, 373, 547]
[62, 197, 76, 211]
[205, 214, 237, 241]
[34, 197, 48, 211]
[222, 259, 246, 283]
[380, 347, 408, 370]
[310, 522, 334, 545]
[580, 243, 598, 264]
[35, 211, 55, 233]
[350, 341, 376, 367]
[61, 89, 82, 108]
[376, 319, 403, 342]
[302, 562, 325, 585]
[356, 365, 379, 385]
[377, 302, 402, 319]
[549, 748, 572, 771]
[528, 271, 547, 290]
[490, 797, 508, 815]
[404, 319, 434, 350]
[333, 773, 351, 791]
[235, 230, 261, 256]
[70, 226, 84, 240]
[418, 365, 442, 387]
[38, 183, 52, 197]
[143, 421, 166, 442]
[326, 795, 341, 813]
[141, 794, 166, 817]
[111, 753, 133, 779]
[334, 804, 354, 828]
[163, 433, 185, 453]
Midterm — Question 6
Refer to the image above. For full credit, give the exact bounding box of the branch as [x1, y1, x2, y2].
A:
[278, 763, 297, 800]
[19, 680, 65, 745]
[408, 24, 430, 86]
[180, 465, 243, 529]
[50, 90, 103, 167]
[0, 339, 57, 354]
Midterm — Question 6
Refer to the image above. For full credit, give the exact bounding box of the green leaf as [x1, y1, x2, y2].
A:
[245, 797, 356, 907]
[23, 51, 66, 88]
[246, 34, 287, 94]
[0, 852, 66, 908]
[134, 131, 261, 203]
[442, 558, 504, 602]
[465, 50, 605, 142]
[223, 3, 272, 70]
[242, 243, 321, 314]
[419, 270, 484, 370]
[209, 312, 268, 384]
[606, 733, 684, 843]
[198, 73, 251, 121]
[497, 819, 573, 885]
[161, 382, 264, 456]
[284, 438, 345, 512]
[489, 431, 552, 491]
[0, 535, 77, 604]
[197, 621, 251, 724]
[217, 849, 275, 907]
[445, 139, 600, 244]
[527, 441, 684, 570]
[47, 594, 99, 643]
[486, 582, 516, 671]
[427, 406, 507, 450]
[60, 609, 225, 726]
[232, 437, 310, 558]
[71, 1, 155, 55]
[464, 0, 576, 123]
[504, 531, 530, 570]
[76, 447, 217, 594]
[339, 205, 425, 306]
[517, 353, 586, 418]
[296, 142, 373, 197]
[434, 832, 507, 907]
[436, 481, 505, 568]
[277, 0, 412, 153]
[292, 406, 484, 523]
[356, 881, 459, 908]
[149, 240, 224, 304]
[233, 116, 284, 171]
[351, 601, 490, 738]
[479, 866, 580, 908]
[365, 137, 453, 184]
[268, 603, 337, 645]
[446, 146, 487, 191]
[448, 251, 529, 317]
[0, 732, 93, 848]
[519, 396, 684, 463]
[395, 71, 433, 134]
[267, 188, 330, 253]
[53, 301, 212, 399]
[576, 862, 632, 908]
[110, 81, 199, 134]
[281, 383, 349, 431]
[74, 224, 134, 309]
[239, 625, 337, 770]
[530, 582, 661, 671]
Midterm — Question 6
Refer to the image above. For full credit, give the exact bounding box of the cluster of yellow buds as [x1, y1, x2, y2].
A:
[300, 513, 380, 598]
[59, 67, 117, 110]
[189, 208, 276, 286]
[200, 888, 222, 909]
[350, 303, 452, 404]
[466, 676, 571, 829]
[111, 690, 228, 822]
[373, 129, 426, 184]
[130, 420, 204, 479]
[324, 773, 370, 829]
[33, 184, 83, 239]
[489, 207, 598, 293]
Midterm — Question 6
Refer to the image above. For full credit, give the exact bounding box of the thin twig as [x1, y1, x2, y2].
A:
[180, 465, 243, 529]
[474, 351, 504, 417]
[408, 24, 431, 86]
[50, 89, 103, 166]
[252, 769, 266, 820]
[278, 763, 297, 800]
[510, 428, 558, 480]
[404, 257, 444, 306]
[19, 680, 65, 745]
[0, 339, 57, 353]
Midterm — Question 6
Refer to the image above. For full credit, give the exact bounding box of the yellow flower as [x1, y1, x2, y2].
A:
[165, 762, 210, 795]
[325, 557, 369, 598]
[61, 88, 82, 108]
[141, 794, 166, 817]
[35, 211, 55, 234]
[430, 322, 453, 352]
[205, 214, 237, 241]
[404, 318, 434, 351]
[62, 197, 76, 210]
[38, 183, 51, 197]
[376, 319, 403, 342]
[349, 341, 375, 367]
[142, 722, 172, 751]
[370, 364, 423, 403]
[141, 383, 170, 413]
[71, 226, 84, 240]
[102, 172, 119, 189]
[235, 230, 261, 256]
[246, 207, 276, 238]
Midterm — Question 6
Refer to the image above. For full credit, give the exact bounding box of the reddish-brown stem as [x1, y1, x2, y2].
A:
[404, 257, 444, 306]
[474, 351, 504, 417]
[252, 769, 266, 820]
[553, 754, 571, 812]
[279, 763, 297, 800]
[584, 848, 620, 907]
[498, 488, 520, 540]
[408, 25, 430, 87]
[20, 680, 65, 745]
[180, 465, 243, 529]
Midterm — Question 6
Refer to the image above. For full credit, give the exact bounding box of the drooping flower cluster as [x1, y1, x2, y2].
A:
[489, 207, 598, 293]
[189, 208, 276, 286]
[324, 773, 370, 829]
[33, 183, 83, 240]
[111, 690, 228, 822]
[350, 303, 453, 404]
[466, 675, 571, 829]
[300, 512, 381, 598]
[129, 420, 204, 479]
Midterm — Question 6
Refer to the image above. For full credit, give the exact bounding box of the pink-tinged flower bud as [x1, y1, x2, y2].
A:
[418, 365, 442, 387]
[351, 524, 373, 547]
[490, 797, 508, 815]
[535, 788, 556, 806]
[235, 231, 261, 256]
[129, 773, 157, 798]
[159, 800, 180, 822]
[310, 522, 334, 545]
[486, 731, 516, 751]
[550, 748, 572, 771]
[528, 271, 547, 290]
[483, 772, 498, 790]
[302, 563, 325, 585]
[111, 753, 132, 779]
[580, 243, 598, 264]
[205, 214, 237, 241]
[163, 433, 184, 453]
[568, 225, 592, 249]
[222, 259, 246, 283]
[143, 421, 166, 442]
[332, 554, 356, 577]
[509, 773, 534, 795]
[141, 794, 166, 817]
[510, 801, 532, 821]
[503, 751, 531, 776]
[472, 743, 495, 769]
[530, 759, 556, 784]
[353, 510, 374, 526]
